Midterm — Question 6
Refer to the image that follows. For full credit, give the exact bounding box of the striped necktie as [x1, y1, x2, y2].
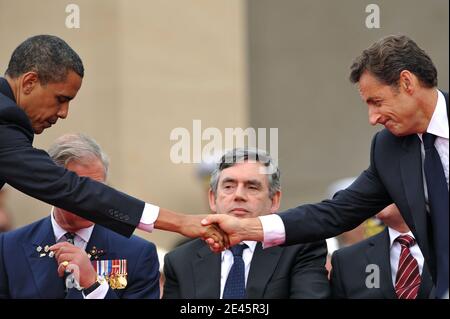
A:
[395, 235, 421, 299]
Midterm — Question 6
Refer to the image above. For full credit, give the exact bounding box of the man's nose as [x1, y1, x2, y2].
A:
[234, 184, 247, 201]
[57, 103, 69, 119]
[368, 105, 380, 126]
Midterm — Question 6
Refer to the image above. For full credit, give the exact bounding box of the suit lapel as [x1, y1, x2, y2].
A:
[85, 225, 113, 260]
[23, 217, 65, 298]
[365, 229, 396, 299]
[417, 262, 435, 299]
[192, 244, 221, 298]
[246, 243, 283, 298]
[399, 136, 433, 275]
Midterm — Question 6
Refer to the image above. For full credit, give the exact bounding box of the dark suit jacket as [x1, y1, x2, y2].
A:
[162, 238, 330, 299]
[0, 216, 160, 298]
[0, 77, 143, 237]
[330, 228, 434, 298]
[279, 92, 448, 288]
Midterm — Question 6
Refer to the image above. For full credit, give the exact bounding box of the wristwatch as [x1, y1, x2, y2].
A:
[82, 276, 104, 295]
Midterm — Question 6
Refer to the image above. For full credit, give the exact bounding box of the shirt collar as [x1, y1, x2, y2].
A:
[50, 207, 94, 244]
[388, 227, 415, 248]
[418, 90, 449, 140]
[221, 240, 257, 260]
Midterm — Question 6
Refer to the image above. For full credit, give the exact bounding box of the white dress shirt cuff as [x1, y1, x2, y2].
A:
[258, 214, 286, 248]
[83, 280, 109, 299]
[137, 203, 160, 233]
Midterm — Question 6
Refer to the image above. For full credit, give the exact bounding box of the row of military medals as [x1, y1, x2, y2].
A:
[93, 258, 128, 289]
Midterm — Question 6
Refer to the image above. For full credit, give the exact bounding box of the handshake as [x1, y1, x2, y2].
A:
[175, 213, 265, 253]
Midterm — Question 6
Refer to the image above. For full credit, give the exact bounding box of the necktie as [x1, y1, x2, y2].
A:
[395, 235, 421, 299]
[223, 244, 247, 299]
[64, 232, 76, 245]
[423, 133, 449, 298]
[62, 232, 82, 297]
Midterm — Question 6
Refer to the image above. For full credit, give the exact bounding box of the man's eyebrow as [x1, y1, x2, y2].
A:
[221, 177, 237, 183]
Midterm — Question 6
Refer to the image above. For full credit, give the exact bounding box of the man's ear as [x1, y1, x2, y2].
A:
[208, 188, 217, 213]
[398, 70, 416, 95]
[21, 72, 39, 94]
[270, 191, 281, 213]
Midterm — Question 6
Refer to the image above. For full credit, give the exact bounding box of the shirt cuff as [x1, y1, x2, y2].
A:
[259, 214, 286, 248]
[83, 280, 109, 299]
[137, 203, 160, 233]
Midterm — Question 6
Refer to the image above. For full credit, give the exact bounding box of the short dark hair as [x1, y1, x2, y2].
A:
[5, 35, 84, 84]
[349, 35, 437, 88]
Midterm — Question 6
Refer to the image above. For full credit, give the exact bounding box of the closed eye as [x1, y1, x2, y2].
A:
[56, 95, 72, 104]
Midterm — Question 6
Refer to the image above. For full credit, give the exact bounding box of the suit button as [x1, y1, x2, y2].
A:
[124, 216, 130, 221]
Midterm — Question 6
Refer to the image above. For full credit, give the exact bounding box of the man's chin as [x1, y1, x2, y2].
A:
[229, 210, 251, 218]
[33, 126, 45, 134]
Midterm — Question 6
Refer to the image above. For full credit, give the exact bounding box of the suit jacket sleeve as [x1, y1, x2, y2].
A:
[329, 251, 347, 299]
[0, 234, 10, 299]
[279, 132, 392, 245]
[162, 253, 180, 299]
[0, 111, 144, 238]
[289, 241, 330, 299]
[120, 242, 160, 299]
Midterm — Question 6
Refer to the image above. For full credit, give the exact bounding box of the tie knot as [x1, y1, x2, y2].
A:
[230, 244, 248, 257]
[422, 133, 437, 150]
[64, 232, 76, 244]
[396, 235, 415, 248]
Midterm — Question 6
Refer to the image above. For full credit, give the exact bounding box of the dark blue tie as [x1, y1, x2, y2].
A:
[64, 232, 76, 245]
[423, 133, 449, 298]
[223, 244, 247, 299]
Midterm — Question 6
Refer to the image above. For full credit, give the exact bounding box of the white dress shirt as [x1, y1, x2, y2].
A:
[260, 89, 449, 248]
[50, 209, 109, 299]
[388, 228, 425, 286]
[220, 241, 257, 298]
[137, 203, 160, 232]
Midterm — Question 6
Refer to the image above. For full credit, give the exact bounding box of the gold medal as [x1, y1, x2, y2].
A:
[117, 275, 127, 289]
[109, 275, 117, 289]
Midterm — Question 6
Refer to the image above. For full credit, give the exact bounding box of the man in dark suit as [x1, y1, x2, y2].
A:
[163, 148, 329, 299]
[0, 133, 160, 298]
[330, 204, 434, 299]
[0, 35, 224, 246]
[203, 35, 448, 298]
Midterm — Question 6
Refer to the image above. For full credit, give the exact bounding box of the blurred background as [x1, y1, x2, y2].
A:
[0, 0, 448, 260]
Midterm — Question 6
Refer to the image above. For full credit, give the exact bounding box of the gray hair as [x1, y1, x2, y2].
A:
[5, 35, 84, 84]
[47, 133, 109, 179]
[210, 148, 281, 199]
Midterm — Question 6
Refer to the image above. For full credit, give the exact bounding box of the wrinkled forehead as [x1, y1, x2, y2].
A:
[219, 161, 270, 185]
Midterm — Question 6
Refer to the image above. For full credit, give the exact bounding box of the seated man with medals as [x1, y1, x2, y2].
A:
[0, 133, 160, 299]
